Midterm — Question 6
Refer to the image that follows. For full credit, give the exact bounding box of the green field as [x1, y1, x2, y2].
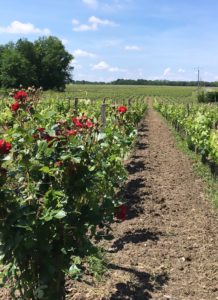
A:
[66, 84, 197, 99]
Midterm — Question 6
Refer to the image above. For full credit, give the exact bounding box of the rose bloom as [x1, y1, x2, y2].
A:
[67, 129, 77, 136]
[72, 117, 83, 128]
[75, 121, 83, 128]
[14, 91, 28, 101]
[85, 120, 93, 128]
[37, 127, 45, 133]
[43, 134, 54, 143]
[72, 117, 78, 123]
[117, 106, 127, 114]
[54, 161, 63, 167]
[32, 134, 39, 139]
[10, 102, 20, 112]
[115, 204, 127, 221]
[0, 140, 12, 155]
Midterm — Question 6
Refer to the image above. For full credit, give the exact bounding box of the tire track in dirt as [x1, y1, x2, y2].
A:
[68, 106, 218, 300]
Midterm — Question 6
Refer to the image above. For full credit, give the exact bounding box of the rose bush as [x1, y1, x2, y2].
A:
[0, 87, 147, 299]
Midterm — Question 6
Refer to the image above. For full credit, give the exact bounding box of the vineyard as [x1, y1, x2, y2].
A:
[0, 85, 218, 299]
[154, 98, 218, 175]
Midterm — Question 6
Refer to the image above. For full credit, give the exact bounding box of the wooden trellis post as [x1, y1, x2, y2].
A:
[101, 98, 107, 129]
[186, 103, 190, 115]
[74, 97, 78, 113]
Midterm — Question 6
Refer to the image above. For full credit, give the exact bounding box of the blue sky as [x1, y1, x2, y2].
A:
[0, 0, 218, 82]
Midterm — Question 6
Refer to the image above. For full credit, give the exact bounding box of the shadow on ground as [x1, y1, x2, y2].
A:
[109, 228, 161, 253]
[122, 178, 147, 219]
[126, 160, 145, 175]
[120, 122, 151, 220]
[108, 263, 169, 300]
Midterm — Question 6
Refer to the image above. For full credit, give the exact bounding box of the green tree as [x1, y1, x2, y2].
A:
[0, 46, 33, 87]
[16, 39, 38, 85]
[0, 37, 74, 90]
[34, 36, 73, 90]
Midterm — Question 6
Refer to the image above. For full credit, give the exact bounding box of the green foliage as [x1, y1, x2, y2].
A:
[0, 88, 147, 299]
[0, 37, 73, 90]
[0, 47, 34, 87]
[198, 91, 218, 103]
[154, 100, 218, 165]
[34, 36, 73, 90]
[197, 91, 206, 103]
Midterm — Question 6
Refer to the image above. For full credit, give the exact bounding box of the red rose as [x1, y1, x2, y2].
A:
[72, 117, 78, 123]
[54, 161, 63, 167]
[115, 204, 127, 221]
[32, 134, 39, 139]
[118, 106, 127, 114]
[85, 120, 93, 128]
[67, 130, 77, 136]
[0, 140, 12, 155]
[10, 102, 20, 112]
[14, 91, 28, 101]
[43, 135, 54, 143]
[72, 117, 83, 128]
[37, 127, 45, 133]
[75, 121, 83, 128]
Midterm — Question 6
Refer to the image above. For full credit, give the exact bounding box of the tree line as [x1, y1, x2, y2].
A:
[73, 79, 218, 87]
[0, 36, 73, 90]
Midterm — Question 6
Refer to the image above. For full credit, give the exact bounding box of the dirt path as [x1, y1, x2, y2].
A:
[68, 107, 218, 300]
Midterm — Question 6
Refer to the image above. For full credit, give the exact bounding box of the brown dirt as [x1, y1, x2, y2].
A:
[67, 107, 218, 300]
[1, 107, 218, 299]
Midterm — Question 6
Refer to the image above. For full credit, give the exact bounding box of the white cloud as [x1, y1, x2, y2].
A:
[73, 48, 96, 58]
[109, 67, 126, 72]
[163, 67, 172, 76]
[124, 45, 142, 51]
[92, 61, 126, 73]
[70, 59, 82, 70]
[73, 16, 118, 32]
[92, 61, 109, 70]
[108, 67, 120, 72]
[61, 38, 69, 45]
[0, 21, 50, 35]
[72, 19, 80, 25]
[89, 16, 116, 26]
[73, 24, 97, 32]
[82, 0, 98, 9]
[154, 68, 191, 81]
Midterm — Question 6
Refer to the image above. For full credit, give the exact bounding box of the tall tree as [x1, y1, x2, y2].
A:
[16, 39, 38, 85]
[0, 36, 74, 90]
[0, 46, 33, 87]
[34, 36, 73, 90]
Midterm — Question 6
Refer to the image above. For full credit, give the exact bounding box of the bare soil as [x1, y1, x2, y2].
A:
[1, 107, 218, 299]
[67, 107, 218, 300]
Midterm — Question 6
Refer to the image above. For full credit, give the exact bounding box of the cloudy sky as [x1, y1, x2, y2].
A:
[1, 0, 218, 82]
